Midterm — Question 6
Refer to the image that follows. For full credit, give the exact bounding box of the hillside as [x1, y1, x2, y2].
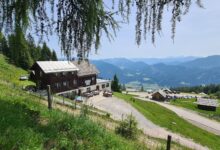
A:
[180, 55, 220, 69]
[0, 54, 148, 149]
[93, 56, 220, 88]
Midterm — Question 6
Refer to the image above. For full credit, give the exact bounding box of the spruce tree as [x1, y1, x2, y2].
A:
[111, 74, 121, 92]
[40, 42, 52, 61]
[0, 33, 9, 56]
[51, 50, 58, 61]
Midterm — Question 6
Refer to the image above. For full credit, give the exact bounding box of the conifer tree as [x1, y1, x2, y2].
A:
[111, 74, 121, 92]
[40, 42, 52, 61]
[51, 50, 58, 61]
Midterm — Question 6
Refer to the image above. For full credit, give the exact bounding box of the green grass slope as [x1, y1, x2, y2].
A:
[114, 92, 220, 150]
[170, 98, 220, 122]
[0, 54, 147, 149]
[0, 54, 34, 87]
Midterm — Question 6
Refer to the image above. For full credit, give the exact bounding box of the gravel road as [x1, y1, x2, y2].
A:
[87, 94, 208, 150]
[137, 97, 220, 136]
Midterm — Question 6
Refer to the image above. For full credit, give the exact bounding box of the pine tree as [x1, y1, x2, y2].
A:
[140, 85, 144, 92]
[111, 74, 121, 92]
[51, 50, 58, 61]
[40, 42, 52, 61]
[27, 34, 41, 61]
[8, 28, 33, 69]
[0, 33, 9, 56]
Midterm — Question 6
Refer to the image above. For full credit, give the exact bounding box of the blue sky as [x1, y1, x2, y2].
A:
[46, 1, 220, 59]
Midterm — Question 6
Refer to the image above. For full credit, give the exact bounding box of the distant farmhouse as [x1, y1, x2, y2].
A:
[30, 60, 111, 95]
[151, 90, 167, 101]
[195, 98, 219, 111]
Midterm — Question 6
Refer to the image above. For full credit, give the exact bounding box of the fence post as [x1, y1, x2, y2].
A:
[47, 85, 52, 110]
[166, 135, 172, 150]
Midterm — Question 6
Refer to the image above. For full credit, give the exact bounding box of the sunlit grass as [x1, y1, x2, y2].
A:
[114, 92, 220, 150]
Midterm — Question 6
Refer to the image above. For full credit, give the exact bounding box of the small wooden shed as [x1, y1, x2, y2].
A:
[152, 90, 167, 101]
[195, 98, 219, 111]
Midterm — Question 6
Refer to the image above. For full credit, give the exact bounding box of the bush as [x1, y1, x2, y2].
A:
[115, 114, 139, 140]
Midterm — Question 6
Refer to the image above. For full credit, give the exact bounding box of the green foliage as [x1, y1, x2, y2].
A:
[1, 31, 57, 70]
[51, 50, 58, 61]
[0, 33, 9, 56]
[111, 74, 121, 92]
[140, 85, 144, 92]
[172, 84, 220, 98]
[40, 42, 52, 61]
[0, 56, 147, 150]
[0, 0, 203, 59]
[115, 114, 139, 140]
[0, 54, 34, 87]
[80, 104, 89, 118]
[114, 92, 220, 150]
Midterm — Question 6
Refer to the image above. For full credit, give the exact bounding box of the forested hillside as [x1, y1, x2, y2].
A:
[93, 56, 220, 87]
[0, 31, 57, 70]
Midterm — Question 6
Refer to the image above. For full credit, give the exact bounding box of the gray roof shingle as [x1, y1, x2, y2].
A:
[72, 60, 99, 76]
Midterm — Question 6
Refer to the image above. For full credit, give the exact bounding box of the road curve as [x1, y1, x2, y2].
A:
[87, 95, 208, 150]
[137, 97, 220, 136]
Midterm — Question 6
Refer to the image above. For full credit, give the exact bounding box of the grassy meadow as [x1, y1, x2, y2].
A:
[0, 54, 149, 149]
[114, 92, 220, 150]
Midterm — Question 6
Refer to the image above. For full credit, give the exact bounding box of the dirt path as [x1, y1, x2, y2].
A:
[87, 95, 208, 150]
[137, 97, 220, 136]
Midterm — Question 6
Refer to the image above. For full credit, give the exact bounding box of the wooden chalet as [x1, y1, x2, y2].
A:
[195, 98, 219, 111]
[30, 60, 110, 95]
[151, 90, 167, 101]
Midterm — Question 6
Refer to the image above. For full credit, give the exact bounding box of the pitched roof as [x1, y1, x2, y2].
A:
[195, 98, 219, 107]
[36, 61, 79, 73]
[152, 90, 167, 98]
[72, 60, 99, 76]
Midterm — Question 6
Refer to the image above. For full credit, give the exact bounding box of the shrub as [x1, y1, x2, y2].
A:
[115, 114, 139, 139]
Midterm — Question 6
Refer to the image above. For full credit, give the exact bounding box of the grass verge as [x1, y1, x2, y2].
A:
[170, 98, 220, 122]
[114, 92, 220, 150]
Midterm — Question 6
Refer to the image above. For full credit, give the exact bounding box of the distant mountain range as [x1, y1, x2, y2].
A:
[92, 55, 220, 88]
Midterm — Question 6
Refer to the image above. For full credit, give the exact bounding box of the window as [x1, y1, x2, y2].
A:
[85, 80, 91, 86]
[106, 83, 109, 87]
[55, 83, 61, 89]
[73, 79, 77, 86]
[102, 84, 105, 89]
[92, 77, 95, 81]
[62, 72, 67, 76]
[55, 73, 61, 77]
[40, 71, 42, 77]
[63, 81, 69, 87]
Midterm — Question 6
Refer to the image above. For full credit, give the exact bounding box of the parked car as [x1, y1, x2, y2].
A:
[93, 90, 100, 95]
[103, 91, 112, 97]
[83, 92, 93, 98]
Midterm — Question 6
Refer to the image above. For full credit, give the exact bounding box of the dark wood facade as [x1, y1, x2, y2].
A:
[152, 92, 166, 101]
[30, 63, 97, 93]
[197, 105, 216, 111]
